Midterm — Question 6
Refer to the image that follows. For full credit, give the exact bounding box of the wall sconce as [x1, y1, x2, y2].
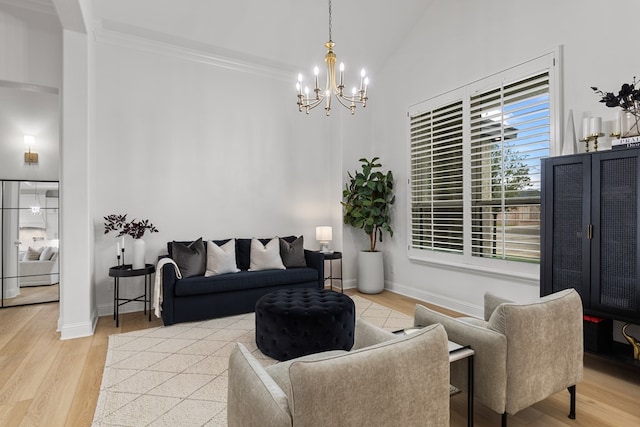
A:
[316, 226, 333, 253]
[24, 135, 38, 164]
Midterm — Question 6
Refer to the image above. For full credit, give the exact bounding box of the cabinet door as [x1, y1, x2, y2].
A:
[540, 155, 591, 304]
[591, 150, 640, 321]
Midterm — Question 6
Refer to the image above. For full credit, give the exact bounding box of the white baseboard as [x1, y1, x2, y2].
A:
[385, 280, 483, 318]
[97, 301, 147, 318]
[60, 312, 98, 340]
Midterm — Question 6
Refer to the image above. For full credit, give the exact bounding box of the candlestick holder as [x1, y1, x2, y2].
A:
[121, 248, 125, 266]
[610, 131, 621, 139]
[580, 132, 604, 152]
[117, 255, 121, 266]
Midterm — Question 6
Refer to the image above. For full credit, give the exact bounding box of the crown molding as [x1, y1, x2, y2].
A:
[94, 19, 297, 83]
[0, 0, 57, 16]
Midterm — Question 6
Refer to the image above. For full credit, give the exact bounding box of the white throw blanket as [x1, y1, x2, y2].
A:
[153, 258, 182, 318]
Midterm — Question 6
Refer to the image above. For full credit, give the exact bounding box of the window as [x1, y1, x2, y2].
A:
[409, 53, 558, 272]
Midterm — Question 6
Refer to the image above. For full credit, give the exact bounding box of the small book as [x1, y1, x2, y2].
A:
[611, 141, 640, 150]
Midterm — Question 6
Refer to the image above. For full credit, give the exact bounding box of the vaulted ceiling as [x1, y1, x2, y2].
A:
[1, 0, 432, 75]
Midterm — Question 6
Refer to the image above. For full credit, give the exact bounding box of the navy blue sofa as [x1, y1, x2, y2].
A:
[160, 236, 324, 325]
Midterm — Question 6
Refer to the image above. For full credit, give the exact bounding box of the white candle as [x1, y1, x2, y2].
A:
[615, 110, 622, 134]
[121, 236, 125, 250]
[117, 242, 120, 255]
[582, 117, 590, 139]
[591, 117, 602, 135]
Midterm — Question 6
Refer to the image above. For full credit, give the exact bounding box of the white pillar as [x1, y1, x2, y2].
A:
[59, 27, 96, 339]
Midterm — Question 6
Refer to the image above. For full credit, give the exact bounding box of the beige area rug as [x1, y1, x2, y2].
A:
[92, 295, 413, 427]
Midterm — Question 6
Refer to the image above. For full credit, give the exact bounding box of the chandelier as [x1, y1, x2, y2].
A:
[30, 183, 41, 214]
[296, 0, 369, 116]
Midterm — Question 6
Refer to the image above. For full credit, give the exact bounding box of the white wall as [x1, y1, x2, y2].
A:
[90, 32, 342, 315]
[0, 8, 61, 181]
[0, 84, 60, 181]
[367, 0, 640, 316]
[0, 9, 62, 88]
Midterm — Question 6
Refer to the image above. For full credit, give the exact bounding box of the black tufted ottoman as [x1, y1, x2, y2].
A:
[255, 288, 355, 361]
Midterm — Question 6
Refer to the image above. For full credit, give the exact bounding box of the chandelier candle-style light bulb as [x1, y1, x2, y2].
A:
[296, 0, 369, 116]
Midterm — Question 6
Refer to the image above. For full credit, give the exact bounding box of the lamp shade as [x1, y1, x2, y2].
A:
[316, 226, 332, 241]
[24, 134, 35, 147]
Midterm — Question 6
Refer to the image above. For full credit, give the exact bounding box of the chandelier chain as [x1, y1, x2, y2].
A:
[328, 0, 332, 41]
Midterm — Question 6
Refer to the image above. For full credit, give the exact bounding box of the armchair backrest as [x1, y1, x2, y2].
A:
[286, 323, 450, 426]
[487, 289, 584, 414]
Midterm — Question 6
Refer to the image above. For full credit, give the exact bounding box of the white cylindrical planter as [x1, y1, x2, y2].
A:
[132, 238, 146, 269]
[357, 251, 384, 294]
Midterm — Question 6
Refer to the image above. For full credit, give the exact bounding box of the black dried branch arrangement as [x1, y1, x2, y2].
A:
[592, 77, 640, 110]
[104, 214, 159, 239]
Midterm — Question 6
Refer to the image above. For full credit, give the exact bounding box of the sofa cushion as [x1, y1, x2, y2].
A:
[280, 236, 306, 268]
[205, 239, 240, 276]
[171, 238, 206, 278]
[236, 236, 297, 270]
[249, 238, 285, 271]
[24, 246, 42, 261]
[39, 246, 55, 261]
[174, 268, 318, 297]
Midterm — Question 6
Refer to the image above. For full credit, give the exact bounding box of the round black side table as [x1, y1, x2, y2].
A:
[109, 264, 155, 327]
[321, 251, 343, 293]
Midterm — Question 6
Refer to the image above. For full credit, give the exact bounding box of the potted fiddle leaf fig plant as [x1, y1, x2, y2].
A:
[342, 157, 394, 293]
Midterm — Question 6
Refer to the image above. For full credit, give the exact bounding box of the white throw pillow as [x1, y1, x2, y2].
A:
[40, 246, 55, 261]
[249, 237, 285, 271]
[205, 239, 240, 276]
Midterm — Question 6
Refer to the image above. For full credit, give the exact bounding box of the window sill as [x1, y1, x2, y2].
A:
[408, 252, 539, 286]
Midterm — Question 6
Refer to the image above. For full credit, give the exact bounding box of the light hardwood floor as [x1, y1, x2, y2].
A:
[0, 290, 639, 426]
[3, 284, 59, 307]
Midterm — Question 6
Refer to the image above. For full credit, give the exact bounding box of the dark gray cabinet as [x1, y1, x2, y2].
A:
[541, 150, 640, 323]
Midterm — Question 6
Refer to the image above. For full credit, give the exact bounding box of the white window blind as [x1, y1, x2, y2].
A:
[408, 53, 556, 270]
[470, 72, 549, 261]
[410, 100, 464, 254]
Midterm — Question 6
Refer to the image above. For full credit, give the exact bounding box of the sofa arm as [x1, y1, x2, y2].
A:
[228, 343, 291, 427]
[414, 304, 508, 415]
[304, 250, 325, 289]
[160, 256, 177, 325]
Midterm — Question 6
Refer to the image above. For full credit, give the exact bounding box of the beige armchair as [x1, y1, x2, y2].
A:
[228, 319, 450, 427]
[414, 288, 583, 427]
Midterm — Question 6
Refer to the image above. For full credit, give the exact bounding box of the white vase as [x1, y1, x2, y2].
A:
[561, 109, 577, 156]
[132, 238, 146, 269]
[357, 251, 384, 294]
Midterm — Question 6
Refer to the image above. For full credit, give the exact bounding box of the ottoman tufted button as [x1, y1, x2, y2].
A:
[254, 288, 355, 361]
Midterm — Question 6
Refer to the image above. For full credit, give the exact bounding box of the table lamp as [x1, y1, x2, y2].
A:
[316, 226, 332, 253]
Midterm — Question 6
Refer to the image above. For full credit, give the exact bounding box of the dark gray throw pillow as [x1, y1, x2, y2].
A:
[172, 237, 206, 278]
[280, 236, 306, 268]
